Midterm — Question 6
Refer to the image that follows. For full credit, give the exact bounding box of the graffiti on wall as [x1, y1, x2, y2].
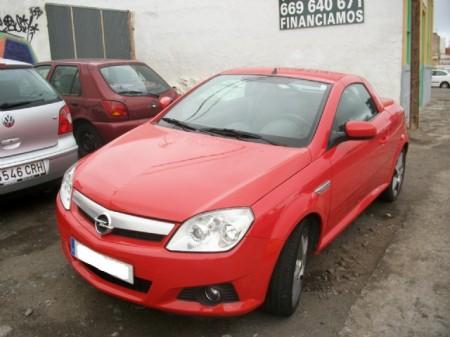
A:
[0, 7, 44, 42]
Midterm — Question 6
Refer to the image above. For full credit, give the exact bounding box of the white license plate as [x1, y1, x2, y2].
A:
[70, 238, 134, 284]
[0, 160, 49, 186]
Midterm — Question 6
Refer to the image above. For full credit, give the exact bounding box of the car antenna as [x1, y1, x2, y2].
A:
[272, 67, 278, 75]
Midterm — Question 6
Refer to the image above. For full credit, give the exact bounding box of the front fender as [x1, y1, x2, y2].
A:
[249, 157, 331, 252]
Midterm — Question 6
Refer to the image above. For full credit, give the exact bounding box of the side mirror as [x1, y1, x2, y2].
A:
[159, 96, 173, 110]
[345, 121, 377, 139]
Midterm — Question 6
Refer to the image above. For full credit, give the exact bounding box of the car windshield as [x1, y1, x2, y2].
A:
[0, 68, 60, 111]
[100, 64, 170, 96]
[158, 75, 330, 147]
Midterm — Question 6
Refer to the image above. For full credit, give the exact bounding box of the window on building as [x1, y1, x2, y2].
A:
[45, 4, 133, 60]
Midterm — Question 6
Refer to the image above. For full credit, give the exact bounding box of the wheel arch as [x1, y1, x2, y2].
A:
[73, 117, 94, 131]
[279, 211, 324, 254]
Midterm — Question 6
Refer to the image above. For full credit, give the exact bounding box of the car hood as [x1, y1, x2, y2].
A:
[74, 123, 311, 222]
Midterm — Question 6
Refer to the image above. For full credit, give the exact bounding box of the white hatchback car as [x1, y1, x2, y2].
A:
[0, 58, 78, 194]
[431, 69, 450, 88]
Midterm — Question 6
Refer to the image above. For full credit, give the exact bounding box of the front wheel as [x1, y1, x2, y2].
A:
[381, 150, 406, 202]
[440, 82, 450, 89]
[263, 221, 310, 317]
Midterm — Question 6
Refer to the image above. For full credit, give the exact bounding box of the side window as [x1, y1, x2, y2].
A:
[333, 84, 378, 131]
[35, 65, 51, 79]
[50, 66, 81, 96]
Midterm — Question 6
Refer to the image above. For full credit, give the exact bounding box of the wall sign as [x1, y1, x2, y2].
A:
[279, 0, 364, 31]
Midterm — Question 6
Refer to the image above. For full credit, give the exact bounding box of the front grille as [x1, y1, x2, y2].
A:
[83, 262, 151, 293]
[72, 190, 174, 243]
[178, 283, 239, 305]
[78, 206, 165, 242]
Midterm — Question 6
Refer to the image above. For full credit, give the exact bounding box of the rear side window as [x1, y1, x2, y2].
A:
[35, 65, 51, 79]
[50, 66, 81, 96]
[100, 64, 170, 96]
[0, 68, 60, 111]
[333, 84, 378, 131]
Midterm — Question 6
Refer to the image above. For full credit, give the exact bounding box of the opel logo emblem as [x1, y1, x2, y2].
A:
[94, 213, 113, 235]
[2, 115, 15, 128]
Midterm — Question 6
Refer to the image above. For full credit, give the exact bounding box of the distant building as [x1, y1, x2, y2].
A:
[432, 33, 441, 65]
[2, 0, 434, 119]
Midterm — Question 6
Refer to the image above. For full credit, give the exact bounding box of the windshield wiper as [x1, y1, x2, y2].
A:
[161, 118, 199, 131]
[200, 127, 279, 145]
[0, 99, 45, 110]
[117, 90, 145, 95]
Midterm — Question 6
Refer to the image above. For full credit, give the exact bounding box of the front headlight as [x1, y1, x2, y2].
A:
[60, 164, 76, 210]
[166, 208, 254, 252]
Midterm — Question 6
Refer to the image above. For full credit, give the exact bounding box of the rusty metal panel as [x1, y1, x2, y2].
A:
[45, 4, 75, 60]
[72, 7, 103, 58]
[102, 9, 131, 59]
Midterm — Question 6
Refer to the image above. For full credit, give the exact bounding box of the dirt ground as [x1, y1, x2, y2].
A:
[0, 89, 449, 337]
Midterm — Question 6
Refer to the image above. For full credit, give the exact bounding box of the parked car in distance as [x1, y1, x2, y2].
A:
[431, 69, 450, 88]
[56, 68, 408, 317]
[0, 58, 78, 195]
[35, 59, 179, 156]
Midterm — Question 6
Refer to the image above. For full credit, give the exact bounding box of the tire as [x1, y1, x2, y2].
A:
[440, 82, 450, 89]
[263, 220, 310, 317]
[74, 123, 103, 157]
[380, 149, 406, 202]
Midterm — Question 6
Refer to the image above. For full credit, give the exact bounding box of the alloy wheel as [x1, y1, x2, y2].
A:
[292, 227, 309, 305]
[392, 152, 405, 197]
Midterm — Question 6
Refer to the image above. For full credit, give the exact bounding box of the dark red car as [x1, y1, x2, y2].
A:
[35, 59, 178, 156]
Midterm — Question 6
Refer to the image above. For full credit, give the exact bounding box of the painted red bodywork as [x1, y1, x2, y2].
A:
[56, 68, 409, 316]
[36, 59, 178, 143]
[345, 121, 378, 139]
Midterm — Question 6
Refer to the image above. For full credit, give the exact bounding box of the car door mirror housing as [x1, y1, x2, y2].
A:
[345, 121, 378, 140]
[159, 96, 174, 110]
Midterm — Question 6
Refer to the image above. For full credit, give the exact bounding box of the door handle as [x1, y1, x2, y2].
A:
[71, 103, 79, 107]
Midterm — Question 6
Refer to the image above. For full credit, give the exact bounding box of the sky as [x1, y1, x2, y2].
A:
[434, 0, 450, 46]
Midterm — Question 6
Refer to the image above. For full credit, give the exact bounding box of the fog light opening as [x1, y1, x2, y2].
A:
[204, 286, 222, 304]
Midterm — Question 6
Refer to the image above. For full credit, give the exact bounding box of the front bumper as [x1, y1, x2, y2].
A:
[0, 134, 78, 195]
[56, 197, 283, 316]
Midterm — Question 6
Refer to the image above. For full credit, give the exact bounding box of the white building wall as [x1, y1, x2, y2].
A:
[2, 0, 404, 101]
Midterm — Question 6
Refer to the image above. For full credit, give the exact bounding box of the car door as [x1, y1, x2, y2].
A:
[34, 64, 52, 79]
[49, 65, 83, 118]
[326, 83, 386, 228]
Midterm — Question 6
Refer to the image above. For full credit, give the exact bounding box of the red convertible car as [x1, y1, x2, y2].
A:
[56, 68, 408, 317]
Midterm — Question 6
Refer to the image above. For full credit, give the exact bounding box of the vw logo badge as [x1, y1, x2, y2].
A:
[2, 115, 15, 128]
[94, 213, 113, 235]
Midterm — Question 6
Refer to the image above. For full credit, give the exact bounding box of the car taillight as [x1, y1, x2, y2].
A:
[58, 105, 73, 135]
[102, 100, 128, 118]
